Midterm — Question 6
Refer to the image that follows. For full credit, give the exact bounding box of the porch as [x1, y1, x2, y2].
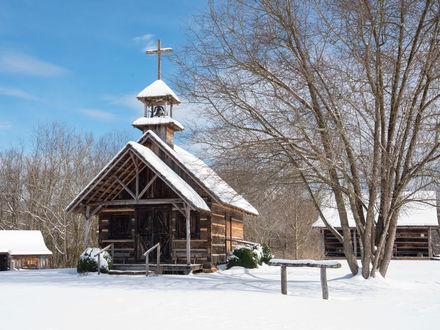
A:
[97, 199, 210, 272]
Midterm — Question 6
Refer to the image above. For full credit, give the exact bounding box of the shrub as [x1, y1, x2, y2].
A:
[77, 247, 112, 274]
[227, 246, 259, 269]
[226, 243, 273, 269]
[261, 243, 273, 265]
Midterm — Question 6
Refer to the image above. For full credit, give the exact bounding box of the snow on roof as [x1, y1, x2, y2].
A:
[313, 191, 439, 228]
[137, 79, 181, 103]
[132, 116, 184, 131]
[139, 130, 259, 216]
[0, 230, 52, 256]
[66, 140, 210, 213]
[128, 142, 210, 212]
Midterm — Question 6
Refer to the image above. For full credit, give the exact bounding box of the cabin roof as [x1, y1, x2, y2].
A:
[139, 130, 259, 216]
[0, 230, 52, 256]
[137, 79, 181, 104]
[65, 141, 210, 213]
[128, 142, 209, 212]
[132, 116, 184, 131]
[312, 191, 439, 228]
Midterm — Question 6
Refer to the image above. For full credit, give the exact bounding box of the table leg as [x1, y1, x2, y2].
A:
[281, 265, 287, 295]
[320, 267, 328, 300]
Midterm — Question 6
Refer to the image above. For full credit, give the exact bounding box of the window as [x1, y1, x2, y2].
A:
[109, 214, 132, 239]
[175, 211, 200, 239]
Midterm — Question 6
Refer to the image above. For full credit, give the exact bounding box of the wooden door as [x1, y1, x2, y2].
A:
[137, 206, 172, 262]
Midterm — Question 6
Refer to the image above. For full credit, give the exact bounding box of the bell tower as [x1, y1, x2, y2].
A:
[132, 40, 184, 147]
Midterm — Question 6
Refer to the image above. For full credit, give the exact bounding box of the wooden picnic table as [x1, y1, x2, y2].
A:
[268, 259, 341, 300]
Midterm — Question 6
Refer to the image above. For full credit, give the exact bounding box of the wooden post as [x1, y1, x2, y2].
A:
[156, 245, 161, 275]
[83, 206, 91, 248]
[186, 204, 191, 266]
[146, 253, 149, 276]
[281, 265, 287, 295]
[428, 227, 433, 258]
[97, 253, 101, 275]
[320, 267, 328, 300]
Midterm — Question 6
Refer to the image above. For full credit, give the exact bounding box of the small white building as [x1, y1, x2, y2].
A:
[0, 230, 52, 270]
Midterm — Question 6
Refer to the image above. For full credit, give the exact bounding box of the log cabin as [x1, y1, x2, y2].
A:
[66, 41, 259, 274]
[313, 191, 440, 259]
[0, 230, 52, 271]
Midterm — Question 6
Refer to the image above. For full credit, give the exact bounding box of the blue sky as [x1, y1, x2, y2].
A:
[0, 0, 206, 150]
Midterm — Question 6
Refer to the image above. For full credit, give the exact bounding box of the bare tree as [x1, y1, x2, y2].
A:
[0, 123, 132, 267]
[176, 0, 440, 277]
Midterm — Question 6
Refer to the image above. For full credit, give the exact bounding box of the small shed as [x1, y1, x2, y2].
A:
[313, 191, 440, 259]
[0, 230, 52, 270]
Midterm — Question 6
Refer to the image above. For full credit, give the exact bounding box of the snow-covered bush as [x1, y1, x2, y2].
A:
[77, 248, 112, 274]
[227, 243, 273, 269]
[261, 243, 273, 265]
[226, 244, 261, 269]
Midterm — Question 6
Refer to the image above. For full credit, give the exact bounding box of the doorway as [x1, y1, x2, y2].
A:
[0, 253, 9, 271]
[136, 206, 172, 262]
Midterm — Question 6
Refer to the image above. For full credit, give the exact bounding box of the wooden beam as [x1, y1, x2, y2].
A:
[138, 175, 157, 199]
[92, 198, 183, 207]
[114, 176, 136, 200]
[186, 203, 191, 265]
[172, 202, 186, 217]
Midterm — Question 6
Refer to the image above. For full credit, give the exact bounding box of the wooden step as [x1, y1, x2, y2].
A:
[110, 263, 204, 275]
[108, 269, 155, 276]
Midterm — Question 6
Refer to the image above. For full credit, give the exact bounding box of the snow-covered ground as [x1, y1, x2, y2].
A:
[1, 261, 439, 330]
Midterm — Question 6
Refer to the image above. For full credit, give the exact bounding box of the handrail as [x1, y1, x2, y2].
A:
[143, 242, 160, 256]
[144, 243, 161, 276]
[95, 243, 114, 275]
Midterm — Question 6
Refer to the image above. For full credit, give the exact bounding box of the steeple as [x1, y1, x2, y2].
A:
[132, 39, 183, 147]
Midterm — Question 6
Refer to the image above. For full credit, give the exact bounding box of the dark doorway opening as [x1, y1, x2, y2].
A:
[0, 253, 9, 271]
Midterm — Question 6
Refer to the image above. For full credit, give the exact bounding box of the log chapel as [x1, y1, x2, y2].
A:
[66, 40, 258, 274]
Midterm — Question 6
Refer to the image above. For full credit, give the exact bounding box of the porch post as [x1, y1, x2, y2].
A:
[83, 205, 91, 247]
[186, 204, 191, 265]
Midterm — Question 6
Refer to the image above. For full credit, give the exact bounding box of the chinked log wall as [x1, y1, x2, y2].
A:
[210, 203, 244, 265]
[99, 208, 136, 262]
[98, 203, 245, 267]
[322, 227, 436, 259]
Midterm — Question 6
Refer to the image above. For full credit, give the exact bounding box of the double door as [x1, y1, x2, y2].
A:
[136, 206, 172, 262]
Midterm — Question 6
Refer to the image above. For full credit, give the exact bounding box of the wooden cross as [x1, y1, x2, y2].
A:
[145, 39, 172, 80]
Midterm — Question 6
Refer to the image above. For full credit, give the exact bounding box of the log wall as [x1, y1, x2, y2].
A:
[98, 203, 245, 268]
[321, 227, 436, 259]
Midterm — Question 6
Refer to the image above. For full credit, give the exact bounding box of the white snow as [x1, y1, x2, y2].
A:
[1, 260, 439, 330]
[270, 259, 341, 267]
[129, 142, 210, 212]
[313, 190, 439, 228]
[137, 79, 181, 103]
[0, 230, 52, 256]
[132, 116, 184, 130]
[139, 130, 259, 215]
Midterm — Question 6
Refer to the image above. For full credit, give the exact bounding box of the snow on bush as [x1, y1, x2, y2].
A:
[77, 247, 112, 274]
[261, 243, 273, 264]
[227, 243, 272, 269]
